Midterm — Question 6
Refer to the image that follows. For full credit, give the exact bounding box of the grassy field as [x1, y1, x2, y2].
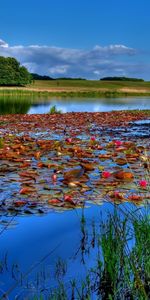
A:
[1, 79, 150, 96]
[30, 79, 150, 93]
[31, 79, 150, 89]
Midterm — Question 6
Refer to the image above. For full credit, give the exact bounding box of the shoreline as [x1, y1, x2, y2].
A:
[1, 82, 150, 97]
[1, 87, 150, 97]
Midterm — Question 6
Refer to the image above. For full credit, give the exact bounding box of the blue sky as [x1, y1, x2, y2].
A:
[0, 0, 150, 79]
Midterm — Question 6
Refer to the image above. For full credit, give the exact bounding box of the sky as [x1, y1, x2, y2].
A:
[0, 0, 150, 79]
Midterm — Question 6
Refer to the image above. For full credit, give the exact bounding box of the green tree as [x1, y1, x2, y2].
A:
[18, 66, 32, 85]
[0, 56, 32, 86]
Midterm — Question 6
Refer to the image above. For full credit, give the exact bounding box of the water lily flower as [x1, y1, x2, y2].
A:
[139, 180, 147, 188]
[102, 171, 111, 178]
[65, 138, 72, 143]
[64, 195, 72, 202]
[114, 191, 120, 198]
[114, 140, 123, 147]
[90, 136, 96, 141]
[52, 171, 57, 182]
[64, 194, 75, 205]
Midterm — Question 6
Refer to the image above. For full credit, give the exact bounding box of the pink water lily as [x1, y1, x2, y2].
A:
[52, 173, 57, 182]
[65, 138, 72, 143]
[114, 140, 123, 147]
[90, 136, 96, 141]
[114, 191, 120, 197]
[102, 171, 111, 178]
[139, 180, 147, 188]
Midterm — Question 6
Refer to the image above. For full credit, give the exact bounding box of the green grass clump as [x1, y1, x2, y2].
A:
[49, 105, 62, 114]
[1, 207, 149, 300]
[47, 208, 150, 300]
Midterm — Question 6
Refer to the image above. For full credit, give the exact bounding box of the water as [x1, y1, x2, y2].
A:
[0, 204, 111, 299]
[0, 95, 150, 114]
[0, 96, 149, 299]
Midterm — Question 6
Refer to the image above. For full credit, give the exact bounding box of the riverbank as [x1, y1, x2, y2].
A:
[1, 79, 150, 97]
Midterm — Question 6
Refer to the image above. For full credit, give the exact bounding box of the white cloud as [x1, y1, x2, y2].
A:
[0, 39, 9, 48]
[48, 65, 69, 75]
[0, 38, 148, 79]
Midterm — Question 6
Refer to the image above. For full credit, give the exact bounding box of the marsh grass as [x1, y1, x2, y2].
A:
[1, 79, 150, 97]
[1, 90, 150, 98]
[47, 205, 150, 300]
[49, 105, 62, 114]
[0, 207, 149, 300]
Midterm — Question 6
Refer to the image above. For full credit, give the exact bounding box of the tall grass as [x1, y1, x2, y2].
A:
[1, 79, 150, 97]
[47, 206, 150, 300]
[0, 90, 150, 97]
[0, 205, 149, 299]
[49, 105, 62, 114]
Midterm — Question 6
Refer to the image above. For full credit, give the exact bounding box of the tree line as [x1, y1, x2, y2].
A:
[0, 55, 145, 86]
[0, 56, 32, 86]
[100, 76, 144, 82]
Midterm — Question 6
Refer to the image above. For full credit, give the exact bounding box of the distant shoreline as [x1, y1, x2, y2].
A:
[1, 80, 150, 97]
[0, 88, 150, 97]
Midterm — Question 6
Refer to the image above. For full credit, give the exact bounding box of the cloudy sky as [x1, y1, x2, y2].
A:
[0, 0, 150, 79]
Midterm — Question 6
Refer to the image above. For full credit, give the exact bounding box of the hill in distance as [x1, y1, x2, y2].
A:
[100, 76, 144, 82]
[31, 73, 86, 81]
[31, 73, 54, 80]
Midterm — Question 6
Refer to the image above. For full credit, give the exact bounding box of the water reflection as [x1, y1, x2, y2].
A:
[0, 204, 113, 299]
[0, 95, 150, 114]
[28, 96, 150, 114]
[0, 96, 32, 114]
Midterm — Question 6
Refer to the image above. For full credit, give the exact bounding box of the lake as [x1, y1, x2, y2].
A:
[0, 95, 150, 114]
[0, 98, 149, 299]
[0, 203, 115, 299]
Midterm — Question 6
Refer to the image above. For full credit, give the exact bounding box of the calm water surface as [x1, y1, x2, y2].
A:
[0, 96, 150, 299]
[0, 204, 111, 299]
[0, 95, 150, 114]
